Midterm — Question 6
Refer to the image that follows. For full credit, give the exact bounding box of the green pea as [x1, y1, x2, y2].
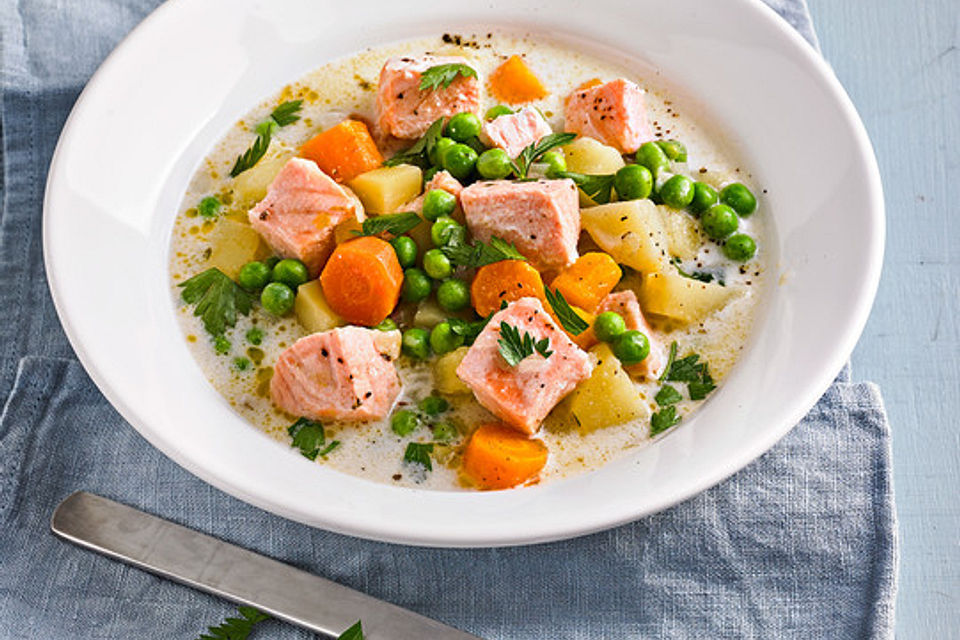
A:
[688, 182, 719, 216]
[255, 119, 278, 138]
[401, 327, 431, 359]
[431, 216, 462, 247]
[237, 261, 272, 291]
[213, 335, 231, 354]
[436, 278, 470, 312]
[260, 282, 295, 316]
[197, 195, 223, 219]
[422, 189, 457, 222]
[635, 141, 670, 177]
[429, 137, 456, 167]
[431, 421, 458, 442]
[442, 143, 478, 180]
[612, 330, 650, 365]
[656, 139, 687, 162]
[659, 174, 696, 209]
[245, 327, 264, 345]
[423, 248, 453, 280]
[613, 165, 654, 201]
[485, 105, 514, 120]
[543, 150, 566, 178]
[429, 321, 464, 355]
[593, 311, 627, 343]
[418, 394, 451, 415]
[391, 409, 420, 436]
[701, 204, 740, 240]
[720, 183, 757, 216]
[374, 317, 398, 332]
[476, 148, 513, 180]
[446, 112, 483, 142]
[390, 235, 418, 268]
[401, 268, 432, 303]
[723, 233, 757, 262]
[271, 259, 309, 288]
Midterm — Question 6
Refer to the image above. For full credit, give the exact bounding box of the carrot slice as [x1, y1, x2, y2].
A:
[300, 120, 383, 183]
[470, 260, 546, 317]
[463, 423, 548, 490]
[550, 252, 622, 313]
[320, 236, 403, 326]
[489, 55, 548, 105]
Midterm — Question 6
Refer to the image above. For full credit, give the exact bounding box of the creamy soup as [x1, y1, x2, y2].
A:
[169, 32, 766, 491]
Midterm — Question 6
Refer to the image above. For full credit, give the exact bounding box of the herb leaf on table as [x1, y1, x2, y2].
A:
[196, 606, 270, 640]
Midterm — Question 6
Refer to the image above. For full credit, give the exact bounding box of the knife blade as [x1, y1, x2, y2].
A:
[51, 491, 483, 640]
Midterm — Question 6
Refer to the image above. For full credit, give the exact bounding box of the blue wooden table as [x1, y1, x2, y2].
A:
[806, 1, 960, 636]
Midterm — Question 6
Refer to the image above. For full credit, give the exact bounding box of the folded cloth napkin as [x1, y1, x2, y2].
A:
[0, 1, 895, 638]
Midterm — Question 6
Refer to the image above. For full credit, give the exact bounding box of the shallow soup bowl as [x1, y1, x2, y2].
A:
[43, 0, 883, 546]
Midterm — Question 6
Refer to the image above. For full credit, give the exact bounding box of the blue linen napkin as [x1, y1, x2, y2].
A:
[0, 1, 895, 638]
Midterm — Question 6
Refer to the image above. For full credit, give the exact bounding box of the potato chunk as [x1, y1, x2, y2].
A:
[232, 148, 293, 206]
[569, 344, 649, 433]
[348, 165, 423, 214]
[295, 280, 344, 333]
[581, 199, 669, 275]
[207, 219, 269, 280]
[434, 346, 471, 395]
[657, 206, 703, 261]
[639, 270, 733, 323]
[563, 137, 625, 174]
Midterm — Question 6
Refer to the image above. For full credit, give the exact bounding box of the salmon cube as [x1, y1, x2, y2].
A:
[248, 158, 364, 276]
[599, 290, 667, 379]
[270, 327, 401, 422]
[456, 298, 593, 434]
[481, 107, 553, 158]
[564, 78, 654, 153]
[460, 179, 580, 272]
[376, 55, 481, 140]
[399, 170, 463, 214]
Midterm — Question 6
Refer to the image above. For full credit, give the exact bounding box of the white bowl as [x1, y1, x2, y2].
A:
[43, 0, 883, 547]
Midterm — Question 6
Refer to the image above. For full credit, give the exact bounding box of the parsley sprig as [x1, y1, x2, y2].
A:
[672, 257, 724, 286]
[441, 236, 527, 267]
[543, 287, 588, 335]
[288, 418, 329, 460]
[497, 322, 552, 367]
[650, 406, 681, 435]
[178, 268, 253, 337]
[229, 100, 303, 177]
[419, 63, 477, 91]
[556, 171, 616, 204]
[354, 211, 422, 237]
[338, 621, 365, 640]
[649, 343, 718, 435]
[448, 316, 490, 346]
[196, 606, 270, 640]
[384, 117, 444, 168]
[511, 133, 577, 179]
[404, 442, 434, 471]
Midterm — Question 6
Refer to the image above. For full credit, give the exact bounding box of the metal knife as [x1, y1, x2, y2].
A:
[51, 491, 483, 640]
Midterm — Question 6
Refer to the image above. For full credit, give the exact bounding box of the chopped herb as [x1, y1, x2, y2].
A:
[337, 620, 365, 640]
[650, 406, 681, 435]
[229, 100, 302, 177]
[665, 353, 706, 383]
[419, 63, 477, 91]
[196, 606, 270, 640]
[245, 327, 264, 345]
[448, 316, 489, 345]
[655, 384, 683, 406]
[233, 357, 251, 371]
[198, 196, 223, 219]
[404, 442, 434, 471]
[213, 336, 231, 354]
[287, 417, 326, 461]
[229, 128, 272, 177]
[511, 132, 577, 179]
[543, 287, 588, 335]
[556, 171, 616, 204]
[497, 322, 552, 367]
[672, 257, 724, 286]
[688, 366, 717, 400]
[441, 235, 527, 267]
[354, 211, 422, 237]
[179, 268, 253, 336]
[658, 341, 678, 383]
[269, 99, 303, 127]
[317, 440, 341, 458]
[384, 117, 444, 168]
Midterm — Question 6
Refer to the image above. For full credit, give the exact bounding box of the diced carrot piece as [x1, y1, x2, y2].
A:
[320, 236, 403, 326]
[550, 252, 622, 313]
[462, 423, 548, 490]
[489, 55, 549, 105]
[300, 120, 384, 183]
[470, 260, 546, 317]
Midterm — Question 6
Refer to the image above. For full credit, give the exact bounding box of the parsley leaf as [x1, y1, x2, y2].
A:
[556, 171, 616, 204]
[441, 236, 527, 267]
[404, 442, 434, 471]
[511, 132, 577, 179]
[688, 365, 717, 400]
[288, 418, 326, 460]
[448, 316, 490, 346]
[665, 353, 705, 383]
[317, 440, 341, 458]
[384, 117, 444, 168]
[658, 341, 678, 383]
[269, 99, 303, 126]
[355, 211, 422, 237]
[672, 257, 724, 286]
[497, 322, 552, 367]
[650, 406, 681, 436]
[338, 621, 365, 640]
[197, 606, 270, 640]
[543, 287, 588, 335]
[229, 100, 303, 177]
[655, 384, 683, 406]
[229, 129, 271, 177]
[178, 268, 253, 336]
[419, 63, 478, 91]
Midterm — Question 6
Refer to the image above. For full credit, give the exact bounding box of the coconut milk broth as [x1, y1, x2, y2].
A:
[169, 32, 766, 490]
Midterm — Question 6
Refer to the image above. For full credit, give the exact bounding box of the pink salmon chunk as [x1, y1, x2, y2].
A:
[481, 106, 553, 159]
[564, 78, 654, 153]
